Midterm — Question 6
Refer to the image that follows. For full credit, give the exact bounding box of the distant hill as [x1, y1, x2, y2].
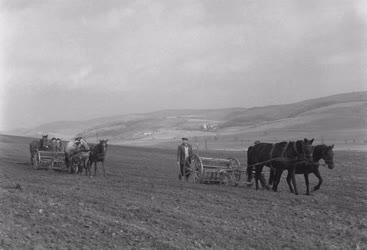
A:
[7, 91, 367, 150]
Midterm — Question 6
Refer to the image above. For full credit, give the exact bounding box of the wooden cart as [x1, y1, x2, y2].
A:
[33, 150, 66, 170]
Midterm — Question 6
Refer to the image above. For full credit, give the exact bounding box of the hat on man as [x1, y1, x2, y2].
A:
[182, 137, 188, 141]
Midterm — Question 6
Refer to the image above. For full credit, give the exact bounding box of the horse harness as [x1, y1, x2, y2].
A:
[250, 141, 302, 168]
[269, 141, 290, 159]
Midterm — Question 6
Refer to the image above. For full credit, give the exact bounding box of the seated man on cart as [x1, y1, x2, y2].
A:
[176, 137, 193, 181]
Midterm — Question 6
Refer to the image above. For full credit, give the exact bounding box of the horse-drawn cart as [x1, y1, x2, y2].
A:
[188, 153, 242, 185]
[32, 150, 67, 170]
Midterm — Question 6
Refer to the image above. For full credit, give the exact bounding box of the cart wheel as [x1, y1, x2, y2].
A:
[188, 153, 203, 183]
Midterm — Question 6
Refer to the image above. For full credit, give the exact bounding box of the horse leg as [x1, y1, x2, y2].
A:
[246, 166, 253, 186]
[81, 160, 85, 175]
[94, 162, 97, 176]
[84, 160, 88, 175]
[312, 169, 323, 191]
[84, 160, 88, 176]
[260, 173, 269, 190]
[30, 152, 34, 165]
[80, 161, 83, 174]
[102, 161, 105, 177]
[256, 165, 268, 190]
[272, 169, 282, 192]
[286, 171, 294, 193]
[65, 156, 72, 173]
[272, 169, 278, 192]
[255, 166, 264, 190]
[88, 161, 91, 177]
[255, 167, 260, 190]
[86, 160, 90, 177]
[87, 160, 91, 176]
[304, 174, 310, 195]
[268, 167, 275, 186]
[291, 168, 298, 195]
[76, 161, 80, 174]
[277, 169, 285, 192]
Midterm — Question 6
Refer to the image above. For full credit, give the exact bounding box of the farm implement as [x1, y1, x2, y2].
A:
[188, 153, 243, 185]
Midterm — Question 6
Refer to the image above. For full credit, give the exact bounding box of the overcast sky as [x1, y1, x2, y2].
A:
[0, 0, 366, 130]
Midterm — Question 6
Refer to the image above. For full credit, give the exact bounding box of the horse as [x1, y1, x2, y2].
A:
[269, 159, 317, 195]
[71, 151, 90, 175]
[29, 135, 49, 165]
[88, 139, 108, 176]
[64, 137, 90, 174]
[246, 138, 314, 190]
[283, 144, 335, 195]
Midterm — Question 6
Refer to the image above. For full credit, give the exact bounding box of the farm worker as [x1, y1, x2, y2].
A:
[177, 137, 193, 181]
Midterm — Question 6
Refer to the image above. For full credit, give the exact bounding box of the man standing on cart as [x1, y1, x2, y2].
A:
[177, 137, 193, 181]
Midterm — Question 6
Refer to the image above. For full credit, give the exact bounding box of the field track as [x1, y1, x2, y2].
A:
[0, 134, 366, 250]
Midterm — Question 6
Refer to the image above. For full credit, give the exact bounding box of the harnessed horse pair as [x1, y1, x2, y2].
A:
[64, 137, 108, 176]
[247, 139, 335, 195]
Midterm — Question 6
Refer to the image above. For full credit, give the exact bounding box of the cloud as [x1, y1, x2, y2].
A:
[0, 0, 366, 130]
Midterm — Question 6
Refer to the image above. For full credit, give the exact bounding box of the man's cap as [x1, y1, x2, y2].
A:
[182, 137, 188, 141]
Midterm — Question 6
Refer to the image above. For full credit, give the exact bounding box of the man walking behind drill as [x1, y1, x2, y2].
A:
[177, 137, 193, 181]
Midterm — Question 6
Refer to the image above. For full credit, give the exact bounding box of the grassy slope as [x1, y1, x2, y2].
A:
[7, 91, 367, 148]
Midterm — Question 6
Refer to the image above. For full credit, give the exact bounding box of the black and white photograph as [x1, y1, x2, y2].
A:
[0, 0, 366, 249]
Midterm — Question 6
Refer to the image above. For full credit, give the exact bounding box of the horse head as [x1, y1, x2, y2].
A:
[99, 139, 108, 153]
[293, 138, 313, 160]
[314, 144, 334, 169]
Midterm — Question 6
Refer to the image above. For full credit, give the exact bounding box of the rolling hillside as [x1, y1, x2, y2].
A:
[6, 91, 367, 149]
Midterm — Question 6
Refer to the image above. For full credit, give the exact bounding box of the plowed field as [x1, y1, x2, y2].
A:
[0, 134, 366, 249]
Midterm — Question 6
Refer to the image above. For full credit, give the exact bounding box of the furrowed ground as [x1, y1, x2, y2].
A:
[0, 134, 366, 250]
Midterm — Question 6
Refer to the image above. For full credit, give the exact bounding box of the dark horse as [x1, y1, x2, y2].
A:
[246, 138, 314, 191]
[280, 144, 335, 195]
[29, 135, 49, 165]
[270, 159, 317, 195]
[88, 139, 108, 176]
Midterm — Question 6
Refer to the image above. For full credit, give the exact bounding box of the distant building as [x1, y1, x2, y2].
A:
[201, 123, 217, 131]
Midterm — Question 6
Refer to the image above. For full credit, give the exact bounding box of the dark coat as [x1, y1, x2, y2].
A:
[177, 143, 193, 164]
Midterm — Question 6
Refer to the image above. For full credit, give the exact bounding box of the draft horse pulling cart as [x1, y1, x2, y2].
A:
[188, 153, 242, 185]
